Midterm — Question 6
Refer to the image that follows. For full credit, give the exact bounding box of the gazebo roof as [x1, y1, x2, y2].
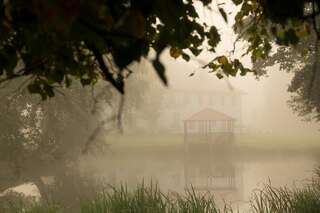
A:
[185, 108, 235, 121]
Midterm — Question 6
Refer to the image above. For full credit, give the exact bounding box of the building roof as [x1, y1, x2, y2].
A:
[185, 108, 235, 121]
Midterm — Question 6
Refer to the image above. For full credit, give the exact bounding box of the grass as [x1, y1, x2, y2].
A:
[80, 178, 320, 213]
[80, 183, 234, 213]
[6, 171, 320, 213]
[250, 183, 320, 213]
[249, 169, 320, 213]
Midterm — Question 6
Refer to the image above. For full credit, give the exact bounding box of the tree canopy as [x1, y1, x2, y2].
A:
[1, 0, 320, 118]
[0, 0, 250, 98]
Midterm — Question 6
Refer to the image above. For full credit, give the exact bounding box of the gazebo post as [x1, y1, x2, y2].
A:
[184, 121, 188, 152]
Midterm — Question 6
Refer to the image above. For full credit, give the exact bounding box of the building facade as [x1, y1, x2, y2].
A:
[158, 88, 244, 133]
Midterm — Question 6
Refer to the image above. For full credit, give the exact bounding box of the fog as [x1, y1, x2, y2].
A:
[1, 1, 320, 213]
[126, 50, 320, 136]
[73, 53, 320, 210]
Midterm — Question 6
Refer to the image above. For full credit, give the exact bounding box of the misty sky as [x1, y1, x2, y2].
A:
[151, 1, 320, 135]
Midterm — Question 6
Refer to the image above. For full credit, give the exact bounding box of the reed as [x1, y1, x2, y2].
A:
[250, 169, 320, 213]
[80, 183, 233, 213]
[5, 168, 320, 213]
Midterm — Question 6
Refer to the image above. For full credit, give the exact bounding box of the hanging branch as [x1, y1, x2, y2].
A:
[117, 95, 125, 134]
[86, 43, 124, 94]
[312, 0, 320, 39]
[81, 115, 117, 154]
[308, 0, 320, 99]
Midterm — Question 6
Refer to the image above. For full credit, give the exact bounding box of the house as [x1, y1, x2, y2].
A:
[158, 77, 245, 133]
[125, 63, 245, 133]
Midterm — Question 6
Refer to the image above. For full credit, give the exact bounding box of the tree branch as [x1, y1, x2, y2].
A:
[117, 95, 125, 134]
[312, 1, 320, 39]
[86, 43, 124, 94]
[82, 115, 116, 154]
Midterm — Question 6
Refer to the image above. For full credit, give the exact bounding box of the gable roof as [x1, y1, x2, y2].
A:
[185, 108, 235, 121]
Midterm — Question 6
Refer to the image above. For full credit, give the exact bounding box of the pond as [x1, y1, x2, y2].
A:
[80, 141, 319, 211]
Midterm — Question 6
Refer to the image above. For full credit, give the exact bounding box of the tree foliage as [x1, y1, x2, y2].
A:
[0, 0, 254, 99]
[0, 80, 119, 206]
[241, 0, 320, 121]
[1, 0, 320, 118]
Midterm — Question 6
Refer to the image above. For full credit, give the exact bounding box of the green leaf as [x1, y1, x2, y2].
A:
[169, 47, 181, 59]
[240, 68, 251, 76]
[222, 63, 235, 76]
[217, 56, 228, 65]
[208, 62, 220, 72]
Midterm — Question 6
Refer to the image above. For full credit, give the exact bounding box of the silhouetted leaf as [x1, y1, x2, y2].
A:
[207, 26, 220, 50]
[219, 8, 228, 23]
[189, 47, 202, 56]
[232, 0, 243, 5]
[65, 76, 72, 88]
[182, 52, 190, 62]
[27, 83, 41, 94]
[0, 0, 312, 99]
[44, 84, 55, 98]
[81, 78, 91, 86]
[216, 73, 224, 79]
[152, 58, 167, 86]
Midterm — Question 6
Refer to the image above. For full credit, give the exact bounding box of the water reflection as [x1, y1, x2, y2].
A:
[184, 157, 237, 191]
[80, 135, 317, 209]
[183, 133, 244, 207]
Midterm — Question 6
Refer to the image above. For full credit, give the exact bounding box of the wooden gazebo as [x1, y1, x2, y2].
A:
[183, 108, 235, 147]
[183, 108, 237, 191]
